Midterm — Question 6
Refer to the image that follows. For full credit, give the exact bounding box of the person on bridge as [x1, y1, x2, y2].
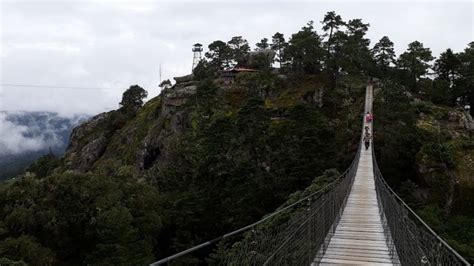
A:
[363, 132, 371, 150]
[365, 112, 373, 123]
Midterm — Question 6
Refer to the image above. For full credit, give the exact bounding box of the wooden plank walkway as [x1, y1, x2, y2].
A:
[313, 85, 398, 265]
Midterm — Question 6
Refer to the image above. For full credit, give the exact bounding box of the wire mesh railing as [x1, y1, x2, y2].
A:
[372, 147, 470, 266]
[150, 147, 361, 266]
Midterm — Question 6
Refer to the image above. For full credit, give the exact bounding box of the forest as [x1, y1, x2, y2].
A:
[0, 11, 473, 265]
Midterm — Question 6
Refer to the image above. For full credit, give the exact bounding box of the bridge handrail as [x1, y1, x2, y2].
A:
[372, 135, 470, 265]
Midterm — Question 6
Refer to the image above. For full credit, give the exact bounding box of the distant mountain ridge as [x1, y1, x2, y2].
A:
[0, 111, 89, 180]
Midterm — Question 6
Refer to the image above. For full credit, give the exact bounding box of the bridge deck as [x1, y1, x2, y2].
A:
[314, 85, 397, 265]
[317, 147, 393, 265]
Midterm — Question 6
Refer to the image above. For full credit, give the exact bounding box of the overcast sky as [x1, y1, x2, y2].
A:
[1, 0, 472, 117]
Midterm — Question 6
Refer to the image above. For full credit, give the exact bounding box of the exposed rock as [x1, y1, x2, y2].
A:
[459, 112, 474, 131]
[74, 136, 107, 170]
[447, 110, 474, 131]
[174, 74, 194, 83]
[135, 85, 193, 171]
[447, 111, 459, 122]
[63, 112, 114, 171]
[302, 88, 324, 107]
[176, 80, 198, 88]
[67, 112, 110, 151]
[163, 83, 197, 108]
[138, 131, 163, 171]
[404, 91, 413, 99]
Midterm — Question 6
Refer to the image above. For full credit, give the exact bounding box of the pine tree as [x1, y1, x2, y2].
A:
[227, 36, 250, 67]
[270, 32, 287, 68]
[397, 41, 434, 91]
[455, 42, 474, 115]
[285, 21, 324, 74]
[372, 36, 396, 72]
[434, 48, 461, 83]
[321, 11, 345, 56]
[255, 38, 269, 50]
[205, 40, 232, 69]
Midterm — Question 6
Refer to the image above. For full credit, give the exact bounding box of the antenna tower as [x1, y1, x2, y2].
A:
[159, 64, 162, 83]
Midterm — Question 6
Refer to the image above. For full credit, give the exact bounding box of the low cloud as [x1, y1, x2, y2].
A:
[0, 112, 85, 156]
[0, 113, 52, 155]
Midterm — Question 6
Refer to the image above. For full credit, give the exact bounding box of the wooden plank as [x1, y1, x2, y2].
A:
[320, 257, 394, 265]
[321, 255, 393, 264]
[326, 246, 391, 255]
[324, 250, 391, 260]
[325, 244, 392, 253]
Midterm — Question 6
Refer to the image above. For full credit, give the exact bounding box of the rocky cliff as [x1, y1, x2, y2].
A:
[62, 76, 198, 176]
[61, 72, 363, 181]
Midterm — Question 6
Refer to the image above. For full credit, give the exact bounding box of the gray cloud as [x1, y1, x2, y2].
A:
[0, 112, 56, 155]
[1, 1, 472, 117]
[0, 111, 87, 156]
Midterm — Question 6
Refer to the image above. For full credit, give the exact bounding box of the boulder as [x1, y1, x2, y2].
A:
[459, 112, 474, 131]
[69, 135, 107, 172]
[67, 112, 109, 151]
[174, 74, 194, 83]
[163, 84, 197, 107]
[302, 88, 324, 107]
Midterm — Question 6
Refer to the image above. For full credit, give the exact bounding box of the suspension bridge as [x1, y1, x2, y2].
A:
[151, 84, 470, 265]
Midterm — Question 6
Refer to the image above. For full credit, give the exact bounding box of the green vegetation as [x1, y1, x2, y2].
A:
[119, 85, 148, 115]
[374, 42, 474, 261]
[0, 173, 162, 265]
[26, 151, 60, 178]
[1, 10, 473, 264]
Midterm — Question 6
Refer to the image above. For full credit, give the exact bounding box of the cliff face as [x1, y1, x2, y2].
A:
[62, 73, 364, 180]
[62, 77, 198, 176]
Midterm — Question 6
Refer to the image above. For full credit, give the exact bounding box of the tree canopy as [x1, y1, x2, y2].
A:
[119, 85, 148, 114]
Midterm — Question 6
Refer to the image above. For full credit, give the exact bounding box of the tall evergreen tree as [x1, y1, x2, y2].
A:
[430, 49, 461, 105]
[205, 40, 232, 69]
[255, 38, 270, 50]
[271, 32, 287, 68]
[372, 36, 396, 72]
[434, 48, 461, 83]
[285, 21, 324, 74]
[227, 36, 250, 67]
[343, 19, 373, 74]
[397, 41, 434, 91]
[321, 11, 345, 56]
[455, 42, 474, 115]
